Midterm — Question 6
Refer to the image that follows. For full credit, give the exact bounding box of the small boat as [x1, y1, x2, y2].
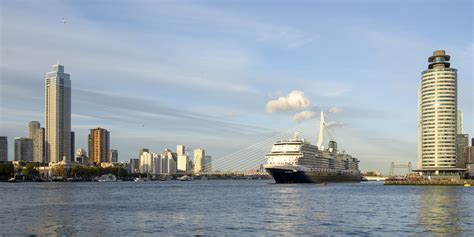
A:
[134, 177, 149, 182]
[98, 174, 117, 182]
[8, 177, 17, 183]
[464, 183, 471, 187]
[179, 175, 194, 181]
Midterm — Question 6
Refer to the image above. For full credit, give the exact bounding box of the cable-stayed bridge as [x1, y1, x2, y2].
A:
[206, 115, 329, 174]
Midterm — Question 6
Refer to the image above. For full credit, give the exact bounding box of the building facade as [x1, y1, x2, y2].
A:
[176, 145, 185, 156]
[203, 155, 212, 173]
[456, 134, 469, 168]
[0, 136, 7, 162]
[110, 149, 118, 163]
[88, 127, 110, 165]
[193, 148, 205, 174]
[70, 131, 75, 162]
[75, 148, 88, 163]
[14, 137, 33, 162]
[418, 50, 460, 176]
[28, 121, 45, 163]
[45, 64, 71, 163]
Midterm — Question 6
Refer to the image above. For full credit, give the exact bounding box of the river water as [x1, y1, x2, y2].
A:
[0, 180, 473, 235]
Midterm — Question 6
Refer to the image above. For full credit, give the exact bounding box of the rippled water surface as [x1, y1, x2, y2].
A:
[1, 180, 473, 235]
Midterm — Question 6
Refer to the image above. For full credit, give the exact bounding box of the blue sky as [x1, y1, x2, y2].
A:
[0, 0, 472, 173]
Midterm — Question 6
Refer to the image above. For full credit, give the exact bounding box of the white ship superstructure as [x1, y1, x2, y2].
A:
[264, 112, 360, 183]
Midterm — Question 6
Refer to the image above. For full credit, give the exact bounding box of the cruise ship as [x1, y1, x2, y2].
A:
[264, 112, 361, 183]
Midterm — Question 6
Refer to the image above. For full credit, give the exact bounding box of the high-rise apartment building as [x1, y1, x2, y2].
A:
[176, 145, 185, 156]
[456, 110, 463, 134]
[0, 136, 7, 161]
[70, 131, 75, 161]
[75, 148, 87, 163]
[88, 127, 110, 165]
[110, 149, 118, 163]
[138, 148, 149, 161]
[203, 155, 212, 173]
[14, 137, 33, 162]
[177, 154, 189, 173]
[28, 121, 45, 163]
[193, 148, 205, 174]
[456, 134, 469, 168]
[45, 64, 71, 163]
[418, 50, 462, 176]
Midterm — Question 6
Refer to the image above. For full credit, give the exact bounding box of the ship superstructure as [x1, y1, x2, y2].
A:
[264, 112, 360, 183]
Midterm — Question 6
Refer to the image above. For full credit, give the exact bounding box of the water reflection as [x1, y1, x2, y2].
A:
[418, 186, 463, 235]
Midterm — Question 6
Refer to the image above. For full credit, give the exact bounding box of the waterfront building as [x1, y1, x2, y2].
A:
[465, 139, 474, 177]
[45, 64, 71, 163]
[417, 50, 462, 177]
[75, 148, 88, 163]
[129, 158, 140, 174]
[162, 149, 177, 174]
[177, 145, 185, 156]
[457, 110, 463, 134]
[139, 151, 153, 174]
[70, 131, 75, 162]
[138, 148, 149, 161]
[0, 136, 7, 161]
[88, 127, 110, 165]
[110, 149, 118, 163]
[456, 134, 469, 168]
[28, 121, 45, 163]
[203, 155, 212, 173]
[152, 153, 162, 174]
[14, 137, 33, 162]
[177, 154, 189, 173]
[193, 148, 205, 174]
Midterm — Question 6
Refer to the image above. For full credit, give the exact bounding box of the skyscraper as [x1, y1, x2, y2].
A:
[88, 127, 110, 165]
[456, 110, 463, 134]
[418, 50, 460, 176]
[0, 136, 7, 162]
[138, 148, 149, 161]
[14, 137, 33, 162]
[193, 148, 205, 174]
[176, 145, 185, 156]
[45, 64, 71, 163]
[28, 121, 45, 163]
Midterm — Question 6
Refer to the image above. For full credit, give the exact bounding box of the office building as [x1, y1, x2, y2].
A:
[464, 139, 474, 177]
[14, 137, 33, 162]
[162, 149, 176, 174]
[76, 148, 87, 163]
[110, 149, 118, 163]
[28, 121, 45, 163]
[139, 151, 153, 174]
[417, 50, 461, 176]
[177, 145, 185, 156]
[177, 154, 189, 173]
[70, 131, 75, 162]
[203, 155, 212, 173]
[138, 148, 149, 161]
[152, 153, 162, 175]
[45, 64, 71, 163]
[129, 158, 140, 174]
[456, 134, 469, 168]
[0, 136, 7, 161]
[88, 127, 110, 165]
[193, 148, 205, 174]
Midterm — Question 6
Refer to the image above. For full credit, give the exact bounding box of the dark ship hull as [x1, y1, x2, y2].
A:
[266, 167, 361, 183]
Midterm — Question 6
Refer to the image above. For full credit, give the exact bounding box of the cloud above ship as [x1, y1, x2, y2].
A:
[292, 110, 316, 123]
[266, 90, 310, 113]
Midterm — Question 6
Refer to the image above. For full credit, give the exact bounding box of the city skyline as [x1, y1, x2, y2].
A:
[0, 1, 472, 173]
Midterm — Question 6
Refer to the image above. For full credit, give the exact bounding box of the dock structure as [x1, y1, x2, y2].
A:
[384, 179, 474, 186]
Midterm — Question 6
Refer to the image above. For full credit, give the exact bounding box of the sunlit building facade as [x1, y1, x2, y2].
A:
[45, 64, 71, 163]
[418, 50, 461, 176]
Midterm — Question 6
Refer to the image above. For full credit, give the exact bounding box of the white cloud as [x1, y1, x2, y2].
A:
[292, 110, 315, 123]
[329, 107, 343, 113]
[325, 121, 346, 129]
[266, 90, 310, 113]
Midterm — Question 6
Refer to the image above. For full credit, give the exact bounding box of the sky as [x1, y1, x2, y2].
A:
[0, 0, 472, 174]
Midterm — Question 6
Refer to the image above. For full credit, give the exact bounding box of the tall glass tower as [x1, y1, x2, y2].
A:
[418, 50, 458, 175]
[45, 64, 71, 163]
